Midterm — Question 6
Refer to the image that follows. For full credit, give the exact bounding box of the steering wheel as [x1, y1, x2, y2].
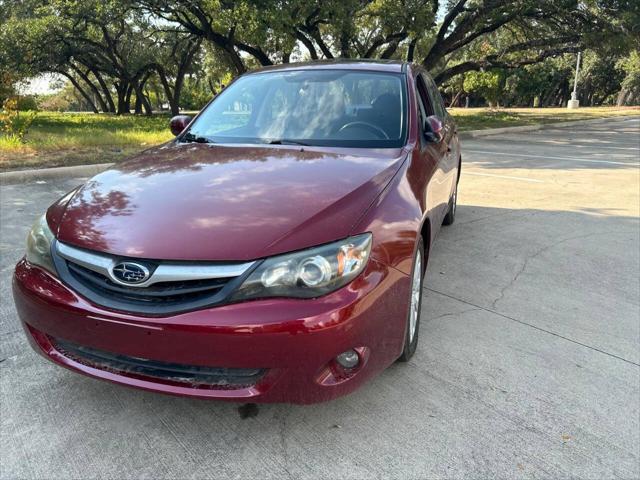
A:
[338, 121, 389, 140]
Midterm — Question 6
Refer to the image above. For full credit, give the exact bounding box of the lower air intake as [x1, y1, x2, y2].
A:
[53, 337, 266, 389]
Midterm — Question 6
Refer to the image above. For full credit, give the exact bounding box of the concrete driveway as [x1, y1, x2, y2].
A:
[1, 117, 638, 479]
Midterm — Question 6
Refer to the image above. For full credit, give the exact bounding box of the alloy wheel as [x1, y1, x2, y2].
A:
[408, 249, 422, 343]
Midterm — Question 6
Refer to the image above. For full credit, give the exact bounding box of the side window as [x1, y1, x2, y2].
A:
[415, 74, 432, 133]
[416, 84, 427, 129]
[422, 73, 446, 118]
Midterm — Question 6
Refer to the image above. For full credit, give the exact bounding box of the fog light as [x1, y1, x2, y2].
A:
[336, 350, 359, 369]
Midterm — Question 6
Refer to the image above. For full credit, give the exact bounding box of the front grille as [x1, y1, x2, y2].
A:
[51, 241, 256, 316]
[53, 337, 266, 389]
[67, 262, 230, 306]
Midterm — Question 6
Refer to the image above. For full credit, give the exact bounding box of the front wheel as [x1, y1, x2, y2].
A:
[442, 181, 457, 226]
[398, 237, 425, 362]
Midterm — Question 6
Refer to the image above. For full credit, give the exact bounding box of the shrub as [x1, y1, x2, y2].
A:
[38, 93, 71, 112]
[0, 97, 37, 142]
[17, 95, 38, 111]
[463, 71, 505, 108]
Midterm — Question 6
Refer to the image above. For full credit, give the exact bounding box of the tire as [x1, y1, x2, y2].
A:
[442, 181, 457, 226]
[398, 237, 425, 362]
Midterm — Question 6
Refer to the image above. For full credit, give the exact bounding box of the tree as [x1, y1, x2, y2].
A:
[1, 0, 202, 114]
[51, 0, 159, 114]
[2, 0, 637, 110]
[616, 50, 640, 105]
[151, 33, 203, 115]
[463, 70, 504, 107]
[138, 0, 618, 86]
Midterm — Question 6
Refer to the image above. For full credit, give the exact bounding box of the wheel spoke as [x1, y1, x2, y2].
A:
[408, 251, 422, 342]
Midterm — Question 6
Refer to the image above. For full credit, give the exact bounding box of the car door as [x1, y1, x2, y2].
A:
[422, 73, 458, 206]
[415, 72, 449, 225]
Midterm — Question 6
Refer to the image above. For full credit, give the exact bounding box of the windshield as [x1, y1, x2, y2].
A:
[186, 70, 408, 148]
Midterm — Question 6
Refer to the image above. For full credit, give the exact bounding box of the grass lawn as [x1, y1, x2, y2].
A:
[1, 107, 638, 171]
[0, 113, 173, 171]
[450, 106, 640, 131]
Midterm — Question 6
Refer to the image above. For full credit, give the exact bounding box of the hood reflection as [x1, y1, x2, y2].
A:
[55, 142, 407, 261]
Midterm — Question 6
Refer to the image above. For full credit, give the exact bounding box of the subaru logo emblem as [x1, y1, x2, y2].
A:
[111, 262, 150, 285]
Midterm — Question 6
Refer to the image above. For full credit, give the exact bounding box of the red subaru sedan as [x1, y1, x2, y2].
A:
[13, 61, 460, 404]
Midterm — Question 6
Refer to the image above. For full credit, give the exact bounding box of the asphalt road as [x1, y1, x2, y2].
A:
[1, 118, 639, 479]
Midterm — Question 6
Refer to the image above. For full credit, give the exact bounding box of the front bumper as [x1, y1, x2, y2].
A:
[13, 257, 410, 404]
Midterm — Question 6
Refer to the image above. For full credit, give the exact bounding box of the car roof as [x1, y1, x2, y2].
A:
[247, 59, 408, 75]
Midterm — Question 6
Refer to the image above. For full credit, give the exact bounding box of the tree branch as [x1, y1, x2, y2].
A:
[294, 29, 318, 59]
[364, 30, 407, 58]
[434, 45, 580, 84]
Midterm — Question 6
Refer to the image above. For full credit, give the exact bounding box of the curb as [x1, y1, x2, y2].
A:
[0, 163, 113, 185]
[457, 115, 639, 139]
[1, 115, 637, 184]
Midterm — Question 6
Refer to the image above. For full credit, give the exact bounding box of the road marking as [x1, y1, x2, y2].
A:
[466, 149, 639, 166]
[496, 143, 639, 152]
[464, 171, 544, 183]
[569, 145, 639, 151]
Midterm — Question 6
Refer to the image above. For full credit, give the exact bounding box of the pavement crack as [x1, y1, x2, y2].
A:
[491, 245, 547, 310]
[456, 209, 541, 227]
[159, 417, 199, 465]
[277, 409, 294, 479]
[0, 329, 21, 337]
[426, 287, 640, 367]
[491, 230, 637, 309]
[430, 308, 480, 321]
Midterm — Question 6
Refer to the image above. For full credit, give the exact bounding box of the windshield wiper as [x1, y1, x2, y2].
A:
[182, 132, 213, 144]
[265, 139, 310, 146]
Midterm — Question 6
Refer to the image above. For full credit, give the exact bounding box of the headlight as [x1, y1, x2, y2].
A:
[25, 214, 56, 275]
[231, 233, 372, 301]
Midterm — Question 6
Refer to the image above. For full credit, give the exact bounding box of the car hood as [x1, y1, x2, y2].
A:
[52, 142, 407, 261]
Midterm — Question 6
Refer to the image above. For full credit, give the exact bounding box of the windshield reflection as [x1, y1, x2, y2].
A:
[187, 70, 408, 149]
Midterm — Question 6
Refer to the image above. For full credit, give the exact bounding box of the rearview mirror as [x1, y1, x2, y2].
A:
[170, 115, 192, 136]
[423, 115, 444, 143]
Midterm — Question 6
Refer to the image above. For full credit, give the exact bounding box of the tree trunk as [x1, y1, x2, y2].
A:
[116, 82, 129, 115]
[541, 84, 556, 106]
[310, 29, 334, 59]
[71, 66, 109, 113]
[170, 83, 182, 116]
[123, 83, 133, 113]
[295, 30, 318, 59]
[380, 41, 400, 59]
[134, 88, 143, 114]
[219, 41, 246, 75]
[151, 81, 163, 110]
[91, 69, 116, 113]
[406, 38, 418, 62]
[156, 70, 179, 116]
[339, 32, 350, 58]
[137, 76, 153, 115]
[143, 82, 154, 114]
[60, 71, 98, 113]
[617, 88, 629, 106]
[450, 90, 463, 107]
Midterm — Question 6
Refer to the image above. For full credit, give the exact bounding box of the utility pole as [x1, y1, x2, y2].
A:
[568, 51, 581, 109]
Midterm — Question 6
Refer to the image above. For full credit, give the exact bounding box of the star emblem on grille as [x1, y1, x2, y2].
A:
[111, 262, 150, 285]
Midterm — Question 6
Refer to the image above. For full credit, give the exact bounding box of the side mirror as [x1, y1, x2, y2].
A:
[423, 115, 444, 143]
[169, 115, 192, 136]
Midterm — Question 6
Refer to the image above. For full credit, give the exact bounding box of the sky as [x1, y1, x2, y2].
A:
[18, 73, 63, 95]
